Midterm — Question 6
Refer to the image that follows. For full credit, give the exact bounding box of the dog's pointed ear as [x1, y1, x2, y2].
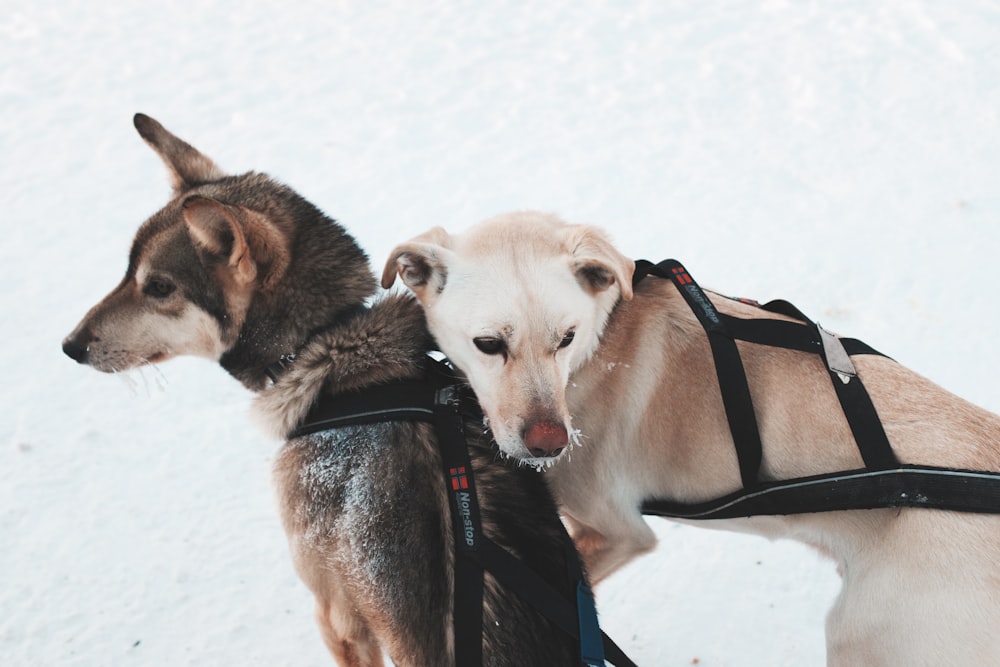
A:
[134, 113, 226, 195]
[182, 196, 257, 286]
[566, 225, 635, 301]
[381, 226, 454, 301]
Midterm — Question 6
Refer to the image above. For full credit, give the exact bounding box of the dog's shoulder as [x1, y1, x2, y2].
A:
[253, 294, 433, 439]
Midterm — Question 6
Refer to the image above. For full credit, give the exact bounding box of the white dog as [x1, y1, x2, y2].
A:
[383, 210, 1000, 666]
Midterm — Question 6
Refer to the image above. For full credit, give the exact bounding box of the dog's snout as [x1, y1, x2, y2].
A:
[523, 421, 568, 458]
[62, 331, 92, 364]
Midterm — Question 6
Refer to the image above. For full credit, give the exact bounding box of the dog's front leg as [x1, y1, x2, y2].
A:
[313, 598, 385, 667]
[562, 510, 657, 585]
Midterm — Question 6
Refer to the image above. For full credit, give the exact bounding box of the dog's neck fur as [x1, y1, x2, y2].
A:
[217, 200, 379, 391]
[252, 294, 434, 440]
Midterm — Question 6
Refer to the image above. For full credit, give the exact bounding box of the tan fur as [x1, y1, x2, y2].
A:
[386, 210, 1000, 666]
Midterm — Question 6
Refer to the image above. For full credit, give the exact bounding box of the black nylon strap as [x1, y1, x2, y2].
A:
[761, 298, 899, 470]
[721, 313, 885, 359]
[729, 312, 898, 468]
[635, 258, 902, 482]
[433, 386, 485, 667]
[290, 380, 434, 438]
[642, 465, 1000, 519]
[731, 316, 897, 467]
[826, 368, 900, 469]
[760, 296, 899, 470]
[637, 259, 763, 489]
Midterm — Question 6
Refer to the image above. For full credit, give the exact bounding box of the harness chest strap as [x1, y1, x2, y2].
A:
[642, 465, 1000, 519]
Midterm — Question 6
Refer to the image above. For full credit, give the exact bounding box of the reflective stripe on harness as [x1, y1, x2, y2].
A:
[634, 259, 1000, 519]
[290, 358, 636, 667]
[643, 465, 1000, 519]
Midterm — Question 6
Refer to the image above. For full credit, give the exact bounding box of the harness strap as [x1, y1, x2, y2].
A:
[291, 379, 435, 437]
[635, 259, 763, 489]
[719, 313, 880, 358]
[634, 258, 901, 486]
[433, 385, 486, 667]
[642, 465, 1000, 519]
[722, 308, 900, 469]
[759, 298, 899, 470]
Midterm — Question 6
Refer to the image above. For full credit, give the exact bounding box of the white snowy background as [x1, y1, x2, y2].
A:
[3, 1, 999, 665]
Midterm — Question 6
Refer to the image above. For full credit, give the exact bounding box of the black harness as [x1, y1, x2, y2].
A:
[636, 259, 1000, 520]
[290, 358, 636, 667]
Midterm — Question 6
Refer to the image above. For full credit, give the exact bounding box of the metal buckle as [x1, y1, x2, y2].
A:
[817, 324, 856, 383]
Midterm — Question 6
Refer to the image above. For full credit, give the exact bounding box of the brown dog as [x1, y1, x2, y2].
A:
[63, 120, 590, 666]
[384, 210, 1000, 666]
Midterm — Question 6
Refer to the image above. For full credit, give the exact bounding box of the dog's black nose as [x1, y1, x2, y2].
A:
[62, 335, 90, 364]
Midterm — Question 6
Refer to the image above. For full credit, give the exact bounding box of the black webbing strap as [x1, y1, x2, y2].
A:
[759, 305, 899, 468]
[720, 313, 883, 358]
[825, 359, 900, 470]
[291, 379, 434, 437]
[718, 310, 899, 469]
[433, 384, 486, 667]
[634, 259, 763, 489]
[642, 465, 1000, 519]
[634, 258, 901, 485]
[757, 298, 899, 469]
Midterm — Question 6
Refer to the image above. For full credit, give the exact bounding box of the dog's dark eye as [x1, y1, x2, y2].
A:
[144, 277, 176, 298]
[558, 330, 576, 349]
[473, 337, 506, 356]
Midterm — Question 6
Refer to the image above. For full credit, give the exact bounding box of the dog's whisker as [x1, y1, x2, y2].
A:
[140, 359, 169, 392]
[115, 369, 141, 396]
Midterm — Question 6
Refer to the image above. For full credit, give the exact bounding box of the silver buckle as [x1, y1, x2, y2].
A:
[817, 324, 856, 384]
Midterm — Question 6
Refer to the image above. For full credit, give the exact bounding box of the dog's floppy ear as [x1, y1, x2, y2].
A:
[381, 226, 454, 301]
[566, 225, 636, 301]
[182, 195, 290, 289]
[134, 113, 226, 195]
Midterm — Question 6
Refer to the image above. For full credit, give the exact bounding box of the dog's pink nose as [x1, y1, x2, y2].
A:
[523, 421, 568, 458]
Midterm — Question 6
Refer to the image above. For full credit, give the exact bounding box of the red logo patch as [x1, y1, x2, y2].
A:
[449, 466, 469, 491]
[671, 267, 693, 285]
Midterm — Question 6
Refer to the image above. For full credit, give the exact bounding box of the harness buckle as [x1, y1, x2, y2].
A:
[817, 324, 857, 383]
[435, 384, 462, 410]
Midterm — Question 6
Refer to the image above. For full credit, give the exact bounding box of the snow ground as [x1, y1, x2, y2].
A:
[2, 1, 999, 665]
